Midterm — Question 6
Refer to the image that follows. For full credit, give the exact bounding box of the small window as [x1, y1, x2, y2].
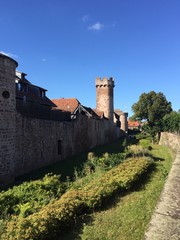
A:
[58, 139, 62, 155]
[17, 83, 21, 91]
[17, 83, 25, 92]
[2, 91, 10, 99]
[39, 89, 45, 98]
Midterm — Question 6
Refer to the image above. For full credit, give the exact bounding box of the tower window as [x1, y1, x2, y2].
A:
[2, 91, 10, 99]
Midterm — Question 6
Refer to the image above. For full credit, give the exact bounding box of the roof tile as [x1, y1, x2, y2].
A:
[51, 98, 80, 113]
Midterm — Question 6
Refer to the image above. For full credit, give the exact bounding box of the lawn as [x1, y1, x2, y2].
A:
[60, 144, 173, 240]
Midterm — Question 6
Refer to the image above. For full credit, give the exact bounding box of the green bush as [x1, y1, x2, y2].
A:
[1, 157, 153, 240]
[0, 173, 66, 220]
[127, 145, 148, 157]
[139, 139, 152, 150]
[83, 152, 125, 173]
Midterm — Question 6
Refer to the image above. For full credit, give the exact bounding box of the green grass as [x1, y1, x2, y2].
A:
[59, 144, 173, 240]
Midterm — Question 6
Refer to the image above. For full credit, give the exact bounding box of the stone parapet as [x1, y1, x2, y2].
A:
[96, 77, 114, 88]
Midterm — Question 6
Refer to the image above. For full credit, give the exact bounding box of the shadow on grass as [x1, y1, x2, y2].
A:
[152, 157, 165, 162]
[58, 214, 93, 240]
[13, 138, 126, 186]
[55, 161, 157, 240]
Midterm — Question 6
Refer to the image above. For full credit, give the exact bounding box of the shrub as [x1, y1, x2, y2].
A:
[87, 152, 95, 160]
[139, 139, 152, 150]
[1, 157, 153, 240]
[127, 145, 148, 157]
[83, 152, 125, 174]
[0, 173, 66, 220]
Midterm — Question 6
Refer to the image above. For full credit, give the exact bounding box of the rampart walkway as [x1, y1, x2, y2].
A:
[144, 150, 180, 240]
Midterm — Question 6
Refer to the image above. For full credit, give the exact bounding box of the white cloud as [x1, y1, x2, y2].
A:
[88, 22, 104, 31]
[0, 51, 18, 59]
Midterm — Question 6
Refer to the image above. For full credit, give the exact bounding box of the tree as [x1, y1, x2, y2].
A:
[163, 111, 180, 134]
[132, 91, 172, 140]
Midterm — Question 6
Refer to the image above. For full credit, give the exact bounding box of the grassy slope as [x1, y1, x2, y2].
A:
[60, 145, 173, 240]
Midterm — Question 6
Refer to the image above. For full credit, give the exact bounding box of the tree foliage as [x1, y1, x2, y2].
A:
[132, 91, 172, 139]
[163, 110, 180, 134]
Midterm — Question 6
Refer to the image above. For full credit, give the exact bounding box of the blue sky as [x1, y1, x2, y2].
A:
[1, 0, 180, 116]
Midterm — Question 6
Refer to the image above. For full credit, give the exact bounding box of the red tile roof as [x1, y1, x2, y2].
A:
[128, 120, 140, 127]
[51, 98, 80, 113]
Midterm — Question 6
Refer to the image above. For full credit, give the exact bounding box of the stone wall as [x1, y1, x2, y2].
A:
[0, 54, 18, 184]
[159, 132, 180, 152]
[14, 112, 116, 177]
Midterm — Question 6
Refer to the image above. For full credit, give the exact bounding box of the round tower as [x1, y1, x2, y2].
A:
[0, 53, 18, 184]
[120, 112, 128, 133]
[96, 77, 115, 122]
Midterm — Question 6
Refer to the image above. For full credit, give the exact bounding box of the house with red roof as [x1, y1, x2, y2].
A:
[128, 120, 140, 130]
[51, 98, 100, 120]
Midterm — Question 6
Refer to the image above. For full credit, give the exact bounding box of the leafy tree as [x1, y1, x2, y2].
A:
[132, 91, 172, 140]
[163, 111, 180, 134]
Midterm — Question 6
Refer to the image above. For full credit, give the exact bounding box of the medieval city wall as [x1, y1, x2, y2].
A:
[14, 112, 116, 177]
[0, 53, 119, 184]
[159, 132, 180, 152]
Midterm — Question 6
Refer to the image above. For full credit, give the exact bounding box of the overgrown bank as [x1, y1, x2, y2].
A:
[76, 145, 173, 240]
[0, 137, 173, 240]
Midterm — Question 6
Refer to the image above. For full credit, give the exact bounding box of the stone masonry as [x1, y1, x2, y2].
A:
[96, 77, 114, 122]
[0, 54, 18, 184]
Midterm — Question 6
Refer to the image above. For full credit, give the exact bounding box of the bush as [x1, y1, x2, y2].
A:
[0, 173, 66, 220]
[1, 157, 153, 240]
[83, 152, 125, 174]
[127, 145, 148, 158]
[139, 139, 152, 150]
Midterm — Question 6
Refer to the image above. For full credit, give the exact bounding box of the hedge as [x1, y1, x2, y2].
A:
[1, 157, 153, 240]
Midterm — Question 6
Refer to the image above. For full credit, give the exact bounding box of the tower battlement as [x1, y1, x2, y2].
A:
[96, 77, 114, 88]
